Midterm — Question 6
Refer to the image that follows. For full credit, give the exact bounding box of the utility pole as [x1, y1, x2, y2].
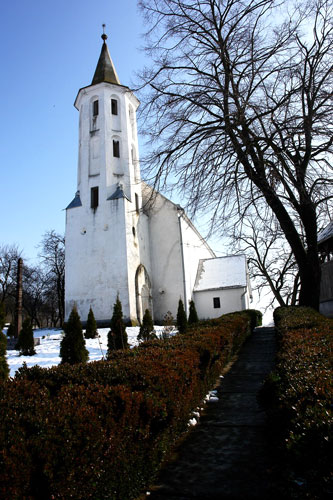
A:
[14, 257, 23, 338]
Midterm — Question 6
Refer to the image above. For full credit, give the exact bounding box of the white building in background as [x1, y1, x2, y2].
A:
[65, 33, 252, 324]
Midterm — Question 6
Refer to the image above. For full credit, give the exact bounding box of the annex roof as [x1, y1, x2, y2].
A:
[194, 255, 248, 292]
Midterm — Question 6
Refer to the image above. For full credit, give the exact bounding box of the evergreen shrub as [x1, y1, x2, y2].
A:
[188, 300, 199, 324]
[176, 298, 187, 334]
[60, 307, 88, 365]
[6, 323, 15, 337]
[107, 296, 128, 353]
[85, 307, 97, 339]
[138, 309, 156, 342]
[16, 318, 36, 356]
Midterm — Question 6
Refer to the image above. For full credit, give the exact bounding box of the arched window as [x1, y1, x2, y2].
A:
[113, 140, 120, 158]
[111, 95, 121, 130]
[111, 99, 118, 115]
[93, 100, 99, 116]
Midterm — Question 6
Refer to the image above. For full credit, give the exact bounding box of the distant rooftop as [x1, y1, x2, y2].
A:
[318, 220, 333, 245]
[194, 255, 247, 292]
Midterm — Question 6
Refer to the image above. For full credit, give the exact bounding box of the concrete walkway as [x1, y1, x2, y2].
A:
[148, 327, 280, 500]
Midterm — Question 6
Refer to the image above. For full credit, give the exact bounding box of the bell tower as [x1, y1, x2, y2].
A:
[74, 30, 141, 211]
[65, 30, 150, 324]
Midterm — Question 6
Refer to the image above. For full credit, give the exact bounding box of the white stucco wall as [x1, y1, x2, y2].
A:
[143, 191, 184, 322]
[179, 213, 215, 315]
[193, 287, 248, 319]
[65, 197, 130, 323]
[143, 187, 215, 322]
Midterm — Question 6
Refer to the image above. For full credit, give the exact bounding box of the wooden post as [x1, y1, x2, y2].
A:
[14, 258, 23, 338]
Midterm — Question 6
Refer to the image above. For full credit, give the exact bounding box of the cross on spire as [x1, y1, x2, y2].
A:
[101, 24, 108, 42]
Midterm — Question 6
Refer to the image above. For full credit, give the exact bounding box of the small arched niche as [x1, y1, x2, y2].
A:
[135, 264, 153, 324]
[129, 104, 135, 137]
[131, 144, 140, 182]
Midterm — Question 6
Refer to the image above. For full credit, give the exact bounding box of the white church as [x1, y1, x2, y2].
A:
[65, 33, 252, 325]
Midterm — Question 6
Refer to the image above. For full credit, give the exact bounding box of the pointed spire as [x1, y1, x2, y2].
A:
[91, 27, 121, 86]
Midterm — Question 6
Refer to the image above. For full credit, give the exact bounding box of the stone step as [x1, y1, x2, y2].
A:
[253, 326, 275, 334]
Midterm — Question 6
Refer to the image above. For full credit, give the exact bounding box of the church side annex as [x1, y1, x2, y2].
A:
[65, 33, 252, 324]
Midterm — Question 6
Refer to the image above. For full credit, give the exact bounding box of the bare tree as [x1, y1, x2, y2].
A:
[138, 0, 333, 309]
[230, 214, 300, 308]
[39, 231, 65, 326]
[22, 265, 49, 328]
[0, 245, 21, 317]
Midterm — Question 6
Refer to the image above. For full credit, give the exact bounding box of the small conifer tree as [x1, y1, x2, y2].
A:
[85, 307, 97, 339]
[138, 309, 156, 342]
[176, 298, 188, 334]
[0, 303, 6, 334]
[6, 323, 15, 337]
[17, 318, 36, 356]
[60, 306, 88, 364]
[0, 303, 9, 381]
[188, 300, 199, 325]
[107, 296, 128, 354]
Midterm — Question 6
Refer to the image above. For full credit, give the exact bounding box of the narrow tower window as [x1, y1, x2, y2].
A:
[91, 186, 99, 209]
[111, 99, 118, 115]
[93, 100, 99, 117]
[113, 140, 120, 158]
[135, 193, 139, 213]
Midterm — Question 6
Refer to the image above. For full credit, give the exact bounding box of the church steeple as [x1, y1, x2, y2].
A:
[91, 29, 121, 86]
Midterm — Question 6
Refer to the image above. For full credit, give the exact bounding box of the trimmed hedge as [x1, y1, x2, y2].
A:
[0, 310, 260, 499]
[266, 306, 333, 498]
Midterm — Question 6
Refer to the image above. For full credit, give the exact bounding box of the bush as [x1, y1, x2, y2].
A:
[107, 296, 128, 353]
[188, 300, 199, 325]
[176, 298, 187, 334]
[3, 310, 253, 499]
[265, 306, 333, 498]
[245, 308, 262, 330]
[60, 307, 88, 365]
[85, 307, 97, 339]
[16, 318, 36, 356]
[138, 309, 156, 342]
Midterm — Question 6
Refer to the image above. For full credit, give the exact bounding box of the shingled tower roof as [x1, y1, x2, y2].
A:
[91, 32, 120, 86]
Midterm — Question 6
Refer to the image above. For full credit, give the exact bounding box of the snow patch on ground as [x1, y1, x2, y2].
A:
[6, 326, 172, 378]
[205, 389, 219, 402]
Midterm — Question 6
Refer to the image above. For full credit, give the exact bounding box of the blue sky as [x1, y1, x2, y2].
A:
[0, 0, 269, 315]
[1, 0, 230, 266]
[1, 0, 149, 263]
